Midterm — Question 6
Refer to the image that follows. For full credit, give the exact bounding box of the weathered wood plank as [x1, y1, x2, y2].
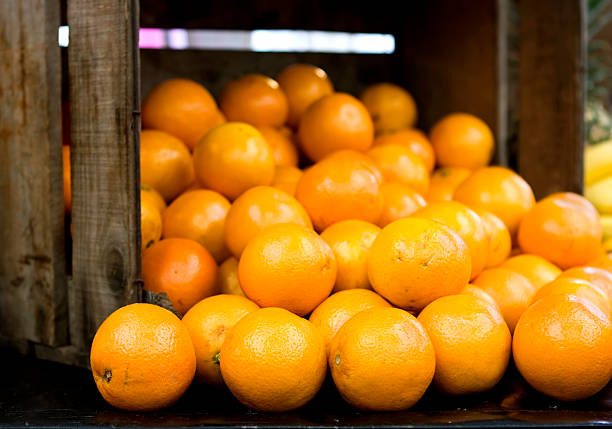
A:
[518, 0, 586, 198]
[67, 0, 141, 351]
[0, 0, 67, 346]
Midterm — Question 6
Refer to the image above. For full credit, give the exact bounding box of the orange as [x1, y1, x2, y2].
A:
[217, 257, 245, 297]
[453, 166, 536, 236]
[472, 267, 536, 333]
[224, 186, 312, 258]
[559, 266, 612, 300]
[142, 238, 218, 315]
[472, 209, 511, 268]
[588, 252, 612, 273]
[162, 189, 231, 263]
[295, 150, 383, 231]
[320, 220, 381, 292]
[531, 277, 610, 314]
[426, 167, 471, 203]
[220, 307, 326, 412]
[518, 193, 603, 269]
[298, 93, 374, 161]
[418, 294, 511, 395]
[256, 125, 298, 167]
[90, 303, 195, 411]
[359, 83, 418, 134]
[501, 254, 561, 290]
[309, 289, 390, 356]
[62, 145, 71, 213]
[219, 74, 288, 127]
[513, 294, 612, 401]
[412, 201, 488, 279]
[140, 196, 162, 250]
[603, 238, 612, 253]
[182, 294, 259, 384]
[373, 129, 435, 172]
[366, 143, 429, 195]
[276, 63, 334, 127]
[377, 182, 427, 227]
[271, 165, 303, 196]
[193, 122, 275, 200]
[238, 223, 336, 316]
[141, 184, 167, 214]
[367, 217, 471, 311]
[461, 284, 502, 313]
[140, 130, 195, 202]
[142, 78, 221, 150]
[329, 307, 435, 411]
[429, 113, 494, 169]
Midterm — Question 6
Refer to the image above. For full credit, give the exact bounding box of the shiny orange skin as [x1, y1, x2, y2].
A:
[309, 289, 391, 356]
[295, 150, 383, 231]
[472, 267, 536, 333]
[461, 284, 502, 313]
[513, 294, 612, 401]
[320, 220, 381, 292]
[359, 83, 418, 134]
[366, 143, 429, 195]
[531, 277, 610, 315]
[412, 201, 489, 280]
[238, 223, 336, 316]
[426, 167, 472, 203]
[90, 303, 196, 411]
[271, 165, 303, 196]
[418, 294, 511, 395]
[219, 74, 288, 127]
[182, 294, 259, 384]
[588, 253, 612, 273]
[368, 218, 472, 311]
[140, 130, 195, 202]
[256, 125, 299, 167]
[141, 185, 167, 214]
[373, 128, 435, 172]
[474, 209, 512, 268]
[141, 197, 162, 251]
[142, 78, 221, 150]
[501, 254, 562, 290]
[559, 266, 612, 300]
[193, 122, 275, 200]
[162, 190, 231, 263]
[329, 307, 435, 411]
[220, 307, 327, 412]
[217, 257, 245, 297]
[276, 63, 334, 127]
[298, 93, 374, 161]
[62, 145, 71, 213]
[223, 186, 313, 258]
[377, 182, 427, 227]
[453, 166, 536, 236]
[518, 193, 603, 269]
[429, 113, 494, 169]
[142, 238, 219, 315]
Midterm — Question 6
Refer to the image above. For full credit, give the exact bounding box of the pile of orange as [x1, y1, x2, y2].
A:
[89, 63, 612, 414]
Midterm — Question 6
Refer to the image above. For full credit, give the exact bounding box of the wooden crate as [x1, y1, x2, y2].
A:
[0, 0, 586, 368]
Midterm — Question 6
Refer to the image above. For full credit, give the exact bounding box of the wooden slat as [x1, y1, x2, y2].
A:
[67, 0, 141, 351]
[0, 0, 67, 346]
[518, 0, 586, 198]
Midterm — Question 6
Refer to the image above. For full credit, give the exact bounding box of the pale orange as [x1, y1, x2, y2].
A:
[501, 254, 561, 290]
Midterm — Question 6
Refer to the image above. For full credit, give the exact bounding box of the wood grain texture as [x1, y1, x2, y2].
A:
[0, 0, 67, 346]
[518, 0, 586, 198]
[67, 0, 141, 350]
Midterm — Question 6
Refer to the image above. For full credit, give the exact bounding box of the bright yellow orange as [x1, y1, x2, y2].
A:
[366, 143, 429, 195]
[359, 83, 418, 134]
[588, 252, 612, 273]
[193, 122, 275, 200]
[418, 294, 511, 395]
[219, 74, 288, 127]
[142, 78, 221, 150]
[429, 113, 494, 169]
[141, 185, 167, 214]
[426, 167, 471, 203]
[500, 254, 561, 290]
[220, 307, 326, 412]
[62, 145, 71, 213]
[271, 165, 303, 196]
[256, 125, 299, 167]
[223, 186, 312, 258]
[238, 223, 336, 316]
[142, 238, 218, 315]
[162, 189, 231, 263]
[140, 130, 195, 202]
[141, 196, 162, 251]
[368, 218, 471, 311]
[531, 277, 610, 314]
[453, 166, 536, 236]
[320, 220, 381, 292]
[461, 284, 501, 313]
[373, 129, 435, 172]
[559, 266, 612, 300]
[377, 182, 427, 227]
[474, 209, 512, 268]
[276, 63, 334, 127]
[217, 257, 245, 297]
[329, 307, 435, 411]
[90, 303, 195, 411]
[298, 93, 374, 161]
[182, 294, 259, 384]
[513, 294, 612, 401]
